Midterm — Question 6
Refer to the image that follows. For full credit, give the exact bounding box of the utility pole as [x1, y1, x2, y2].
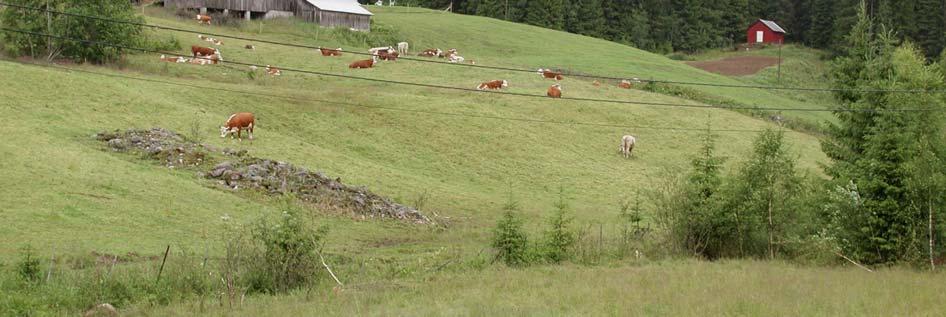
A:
[777, 40, 782, 83]
[46, 0, 51, 58]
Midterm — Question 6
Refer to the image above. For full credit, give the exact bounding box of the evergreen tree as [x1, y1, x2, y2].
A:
[824, 3, 946, 264]
[573, 0, 606, 38]
[523, 0, 566, 30]
[913, 0, 945, 57]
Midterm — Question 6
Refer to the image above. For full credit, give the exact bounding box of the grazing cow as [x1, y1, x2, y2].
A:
[618, 80, 633, 89]
[265, 65, 281, 76]
[547, 84, 562, 98]
[319, 47, 343, 56]
[619, 135, 637, 158]
[191, 45, 217, 58]
[349, 58, 376, 69]
[418, 48, 442, 57]
[537, 68, 564, 80]
[477, 80, 508, 90]
[245, 44, 255, 50]
[397, 42, 409, 54]
[378, 50, 399, 61]
[196, 14, 212, 25]
[220, 112, 255, 140]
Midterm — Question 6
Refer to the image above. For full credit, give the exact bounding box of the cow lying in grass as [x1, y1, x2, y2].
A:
[477, 80, 508, 90]
[547, 84, 562, 98]
[320, 47, 343, 56]
[349, 58, 376, 69]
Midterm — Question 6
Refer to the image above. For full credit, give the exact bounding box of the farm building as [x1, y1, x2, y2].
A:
[746, 19, 785, 45]
[163, 0, 373, 31]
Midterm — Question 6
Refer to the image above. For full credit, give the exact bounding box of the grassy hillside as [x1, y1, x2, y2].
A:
[0, 5, 860, 315]
[1, 6, 831, 258]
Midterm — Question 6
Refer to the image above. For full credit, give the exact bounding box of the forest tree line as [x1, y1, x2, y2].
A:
[385, 0, 946, 57]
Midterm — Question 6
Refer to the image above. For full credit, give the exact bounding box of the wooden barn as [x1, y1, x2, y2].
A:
[746, 19, 785, 45]
[163, 0, 373, 31]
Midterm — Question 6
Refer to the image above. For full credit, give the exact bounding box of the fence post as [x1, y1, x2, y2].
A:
[156, 245, 170, 283]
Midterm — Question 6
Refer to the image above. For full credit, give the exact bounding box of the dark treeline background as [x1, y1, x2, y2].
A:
[378, 0, 946, 57]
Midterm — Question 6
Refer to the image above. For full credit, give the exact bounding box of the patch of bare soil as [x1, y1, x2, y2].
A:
[686, 56, 780, 76]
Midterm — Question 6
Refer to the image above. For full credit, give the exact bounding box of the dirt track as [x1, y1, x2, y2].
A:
[686, 56, 780, 76]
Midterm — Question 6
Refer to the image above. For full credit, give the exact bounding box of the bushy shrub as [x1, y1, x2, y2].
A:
[331, 21, 402, 48]
[244, 206, 328, 294]
[15, 246, 42, 283]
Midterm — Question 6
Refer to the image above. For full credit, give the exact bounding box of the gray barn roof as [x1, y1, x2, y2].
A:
[758, 19, 786, 33]
[305, 0, 373, 16]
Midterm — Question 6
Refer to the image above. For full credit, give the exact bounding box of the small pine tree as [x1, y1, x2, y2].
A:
[542, 193, 576, 263]
[490, 200, 531, 266]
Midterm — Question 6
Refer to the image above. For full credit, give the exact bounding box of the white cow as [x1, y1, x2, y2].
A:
[397, 42, 409, 54]
[619, 135, 636, 158]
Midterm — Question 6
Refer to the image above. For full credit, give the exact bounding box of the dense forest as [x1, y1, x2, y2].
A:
[383, 0, 946, 57]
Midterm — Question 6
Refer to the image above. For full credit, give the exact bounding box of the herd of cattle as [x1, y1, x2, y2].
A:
[177, 15, 638, 157]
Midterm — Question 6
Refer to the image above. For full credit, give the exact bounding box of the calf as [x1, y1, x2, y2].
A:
[319, 47, 343, 56]
[547, 84, 562, 98]
[220, 112, 255, 140]
[477, 80, 508, 90]
[397, 42, 409, 54]
[619, 135, 637, 158]
[196, 14, 212, 25]
[265, 65, 281, 76]
[618, 80, 633, 89]
[349, 58, 376, 69]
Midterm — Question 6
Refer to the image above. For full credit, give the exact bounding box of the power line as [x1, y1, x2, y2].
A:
[4, 1, 945, 95]
[1, 27, 934, 114]
[8, 59, 780, 134]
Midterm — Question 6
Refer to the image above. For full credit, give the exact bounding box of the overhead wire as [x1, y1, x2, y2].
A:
[8, 59, 779, 134]
[3, 1, 946, 95]
[0, 27, 934, 114]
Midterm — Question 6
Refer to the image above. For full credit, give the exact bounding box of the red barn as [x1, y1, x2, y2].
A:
[747, 19, 785, 45]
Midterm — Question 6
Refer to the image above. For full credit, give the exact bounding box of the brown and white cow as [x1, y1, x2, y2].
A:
[593, 80, 601, 86]
[418, 48, 442, 57]
[537, 68, 564, 80]
[159, 54, 186, 63]
[196, 14, 212, 25]
[191, 45, 217, 58]
[547, 84, 562, 98]
[220, 112, 255, 140]
[245, 44, 256, 50]
[477, 80, 508, 90]
[619, 135, 636, 158]
[378, 50, 399, 61]
[265, 65, 281, 76]
[319, 47, 343, 56]
[618, 80, 633, 89]
[349, 58, 376, 69]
